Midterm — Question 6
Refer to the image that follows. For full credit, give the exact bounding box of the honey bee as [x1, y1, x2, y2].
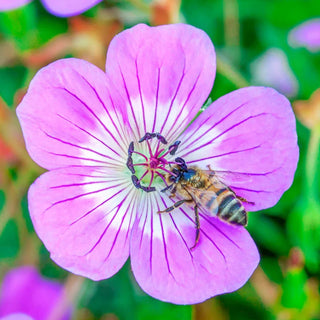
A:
[158, 158, 253, 249]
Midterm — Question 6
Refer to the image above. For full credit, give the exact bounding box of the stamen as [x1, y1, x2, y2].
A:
[139, 132, 167, 144]
[154, 140, 162, 157]
[138, 170, 149, 183]
[155, 171, 169, 186]
[146, 139, 153, 158]
[128, 133, 186, 194]
[126, 156, 135, 174]
[169, 140, 181, 155]
[128, 141, 134, 156]
[131, 175, 141, 189]
[126, 141, 135, 174]
[132, 150, 148, 161]
[158, 140, 181, 158]
[154, 147, 165, 158]
[141, 186, 156, 193]
[175, 157, 187, 171]
[133, 163, 149, 167]
[148, 170, 155, 187]
[158, 166, 178, 177]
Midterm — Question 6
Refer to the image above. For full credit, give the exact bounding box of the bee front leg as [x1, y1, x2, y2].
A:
[190, 205, 200, 250]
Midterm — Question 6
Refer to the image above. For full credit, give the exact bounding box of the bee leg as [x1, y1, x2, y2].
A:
[237, 196, 255, 205]
[157, 199, 192, 213]
[168, 186, 177, 199]
[206, 164, 215, 177]
[190, 205, 200, 250]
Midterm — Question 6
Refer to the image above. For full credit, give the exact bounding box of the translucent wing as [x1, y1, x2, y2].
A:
[181, 184, 221, 217]
[201, 169, 254, 186]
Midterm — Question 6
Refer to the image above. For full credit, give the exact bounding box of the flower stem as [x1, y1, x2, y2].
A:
[125, 0, 150, 13]
[216, 55, 249, 88]
[47, 274, 85, 320]
[305, 127, 320, 201]
[223, 0, 240, 61]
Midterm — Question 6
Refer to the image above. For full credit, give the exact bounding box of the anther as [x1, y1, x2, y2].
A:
[128, 141, 134, 156]
[155, 133, 167, 144]
[175, 157, 187, 171]
[139, 132, 167, 144]
[126, 141, 135, 174]
[131, 175, 141, 189]
[141, 186, 156, 193]
[168, 140, 181, 155]
[131, 175, 156, 193]
[126, 156, 135, 174]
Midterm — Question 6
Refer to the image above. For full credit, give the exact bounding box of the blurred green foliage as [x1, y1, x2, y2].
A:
[0, 0, 320, 319]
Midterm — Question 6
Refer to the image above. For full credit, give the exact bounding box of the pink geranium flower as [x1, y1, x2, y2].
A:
[288, 18, 320, 52]
[0, 266, 71, 320]
[0, 0, 102, 17]
[251, 48, 299, 98]
[17, 24, 299, 304]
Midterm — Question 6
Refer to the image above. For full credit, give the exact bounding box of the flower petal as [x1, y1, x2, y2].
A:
[0, 314, 34, 320]
[0, 266, 71, 320]
[130, 193, 259, 304]
[288, 18, 320, 52]
[177, 87, 299, 211]
[0, 0, 31, 11]
[28, 166, 136, 280]
[17, 58, 129, 170]
[41, 0, 102, 17]
[105, 23, 216, 141]
[250, 48, 298, 98]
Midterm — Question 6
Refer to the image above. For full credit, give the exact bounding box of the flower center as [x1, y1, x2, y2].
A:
[126, 132, 181, 192]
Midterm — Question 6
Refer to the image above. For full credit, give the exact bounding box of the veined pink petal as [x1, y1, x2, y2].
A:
[130, 193, 259, 304]
[17, 58, 130, 171]
[28, 167, 136, 280]
[0, 0, 31, 11]
[41, 0, 102, 17]
[105, 23, 216, 142]
[177, 87, 299, 211]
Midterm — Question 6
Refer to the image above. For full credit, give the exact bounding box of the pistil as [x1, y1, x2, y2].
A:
[127, 132, 182, 193]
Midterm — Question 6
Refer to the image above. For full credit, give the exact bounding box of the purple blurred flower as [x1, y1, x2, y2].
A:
[288, 18, 320, 52]
[17, 24, 298, 304]
[0, 0, 102, 17]
[0, 266, 71, 320]
[250, 48, 299, 98]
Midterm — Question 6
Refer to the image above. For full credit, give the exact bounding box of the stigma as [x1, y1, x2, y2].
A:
[126, 132, 181, 192]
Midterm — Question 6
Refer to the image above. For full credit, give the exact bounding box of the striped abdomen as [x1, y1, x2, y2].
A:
[204, 187, 247, 226]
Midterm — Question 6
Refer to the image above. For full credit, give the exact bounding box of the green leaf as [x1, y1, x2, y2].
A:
[248, 212, 290, 255]
[0, 218, 20, 258]
[281, 268, 307, 309]
[0, 66, 27, 107]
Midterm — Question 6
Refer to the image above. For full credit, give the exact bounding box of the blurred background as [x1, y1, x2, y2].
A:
[0, 0, 320, 319]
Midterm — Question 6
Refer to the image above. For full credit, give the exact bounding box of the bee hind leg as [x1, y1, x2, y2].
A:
[190, 205, 200, 251]
[237, 195, 255, 205]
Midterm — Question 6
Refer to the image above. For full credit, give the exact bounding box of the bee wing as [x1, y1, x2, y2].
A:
[202, 169, 254, 185]
[183, 185, 220, 217]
